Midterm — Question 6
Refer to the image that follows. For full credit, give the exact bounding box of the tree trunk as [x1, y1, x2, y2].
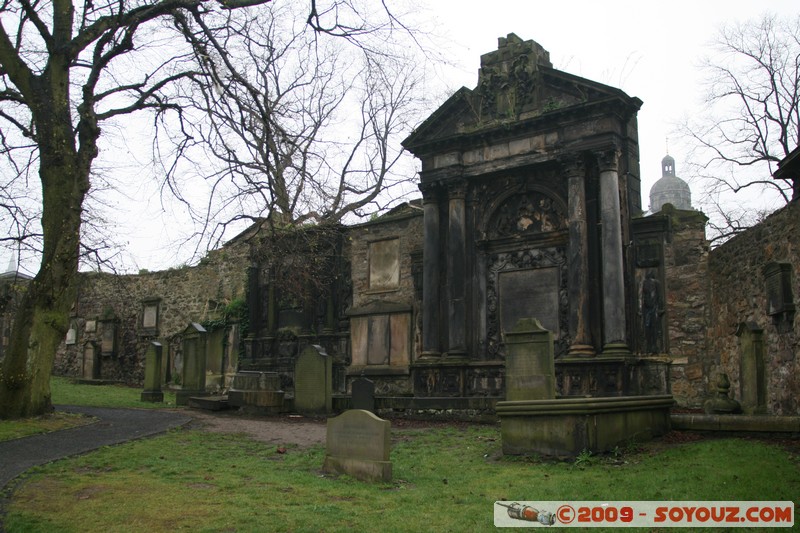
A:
[0, 67, 90, 418]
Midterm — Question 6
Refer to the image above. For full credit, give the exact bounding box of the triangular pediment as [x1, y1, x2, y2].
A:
[403, 34, 641, 155]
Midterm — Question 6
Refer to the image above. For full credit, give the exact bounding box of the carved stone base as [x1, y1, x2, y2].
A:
[567, 343, 595, 357]
[601, 342, 631, 358]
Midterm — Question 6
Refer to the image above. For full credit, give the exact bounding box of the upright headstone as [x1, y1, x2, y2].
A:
[141, 341, 164, 403]
[504, 318, 555, 401]
[176, 323, 208, 406]
[736, 322, 767, 415]
[294, 345, 332, 414]
[323, 410, 392, 482]
[81, 341, 100, 380]
[351, 377, 375, 412]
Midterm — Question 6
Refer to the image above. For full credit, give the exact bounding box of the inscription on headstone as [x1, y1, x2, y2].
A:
[499, 267, 559, 338]
[294, 345, 332, 414]
[323, 409, 392, 482]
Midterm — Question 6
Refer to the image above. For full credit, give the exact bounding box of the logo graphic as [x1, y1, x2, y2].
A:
[496, 502, 556, 525]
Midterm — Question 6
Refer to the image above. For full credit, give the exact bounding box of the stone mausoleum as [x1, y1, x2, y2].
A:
[241, 33, 671, 410]
[39, 34, 799, 418]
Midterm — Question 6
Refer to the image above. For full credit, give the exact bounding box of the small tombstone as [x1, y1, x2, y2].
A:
[81, 341, 100, 380]
[503, 318, 555, 401]
[323, 409, 392, 482]
[141, 342, 164, 403]
[100, 320, 117, 357]
[736, 322, 767, 415]
[65, 322, 77, 345]
[294, 345, 332, 414]
[176, 323, 208, 406]
[351, 377, 375, 412]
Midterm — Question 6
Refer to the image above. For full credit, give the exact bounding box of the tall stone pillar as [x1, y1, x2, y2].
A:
[564, 156, 595, 356]
[597, 149, 630, 356]
[247, 265, 261, 334]
[420, 185, 441, 359]
[447, 182, 467, 357]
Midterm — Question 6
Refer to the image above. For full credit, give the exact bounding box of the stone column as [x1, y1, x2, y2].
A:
[420, 184, 441, 359]
[597, 149, 630, 356]
[247, 265, 261, 334]
[447, 182, 467, 357]
[564, 155, 595, 357]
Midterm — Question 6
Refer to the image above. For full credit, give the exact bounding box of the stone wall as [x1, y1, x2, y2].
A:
[54, 241, 249, 386]
[706, 200, 800, 415]
[661, 206, 711, 408]
[343, 204, 423, 396]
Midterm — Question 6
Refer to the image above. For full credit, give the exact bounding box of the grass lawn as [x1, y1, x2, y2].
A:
[3, 378, 799, 532]
[0, 377, 176, 442]
[50, 376, 177, 409]
[0, 411, 94, 442]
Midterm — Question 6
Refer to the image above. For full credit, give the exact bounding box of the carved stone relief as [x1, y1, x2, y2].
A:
[485, 247, 568, 358]
[487, 191, 567, 239]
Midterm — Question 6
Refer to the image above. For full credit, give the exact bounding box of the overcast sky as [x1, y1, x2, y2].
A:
[5, 1, 798, 275]
[426, 0, 797, 204]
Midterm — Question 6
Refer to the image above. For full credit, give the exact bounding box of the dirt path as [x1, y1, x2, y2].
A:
[186, 410, 328, 448]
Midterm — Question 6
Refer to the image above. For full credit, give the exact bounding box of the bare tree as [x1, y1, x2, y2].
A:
[0, 0, 425, 418]
[680, 13, 800, 240]
[166, 3, 425, 252]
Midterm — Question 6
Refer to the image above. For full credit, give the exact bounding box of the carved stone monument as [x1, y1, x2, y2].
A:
[294, 345, 332, 414]
[504, 318, 555, 401]
[141, 341, 164, 403]
[323, 409, 392, 482]
[81, 341, 100, 380]
[176, 323, 208, 406]
[736, 322, 766, 415]
[228, 370, 284, 413]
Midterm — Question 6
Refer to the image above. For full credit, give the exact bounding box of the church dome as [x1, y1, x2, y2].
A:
[649, 154, 692, 211]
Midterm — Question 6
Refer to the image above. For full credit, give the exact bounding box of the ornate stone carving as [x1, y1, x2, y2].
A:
[594, 148, 620, 173]
[476, 34, 552, 119]
[488, 191, 567, 239]
[485, 247, 569, 358]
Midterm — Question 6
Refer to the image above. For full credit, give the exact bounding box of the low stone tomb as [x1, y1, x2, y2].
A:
[228, 371, 284, 413]
[323, 410, 392, 482]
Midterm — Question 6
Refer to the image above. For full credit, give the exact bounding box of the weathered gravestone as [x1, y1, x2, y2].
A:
[141, 341, 164, 403]
[351, 377, 375, 412]
[497, 318, 672, 456]
[176, 323, 208, 406]
[294, 345, 332, 414]
[81, 341, 100, 380]
[504, 318, 555, 401]
[736, 322, 767, 415]
[323, 409, 392, 482]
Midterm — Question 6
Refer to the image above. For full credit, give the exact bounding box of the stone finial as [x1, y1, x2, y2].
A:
[477, 34, 552, 119]
[703, 373, 742, 414]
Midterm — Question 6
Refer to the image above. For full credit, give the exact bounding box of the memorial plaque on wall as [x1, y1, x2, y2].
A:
[142, 303, 158, 329]
[368, 238, 400, 290]
[499, 267, 559, 338]
[100, 322, 116, 356]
